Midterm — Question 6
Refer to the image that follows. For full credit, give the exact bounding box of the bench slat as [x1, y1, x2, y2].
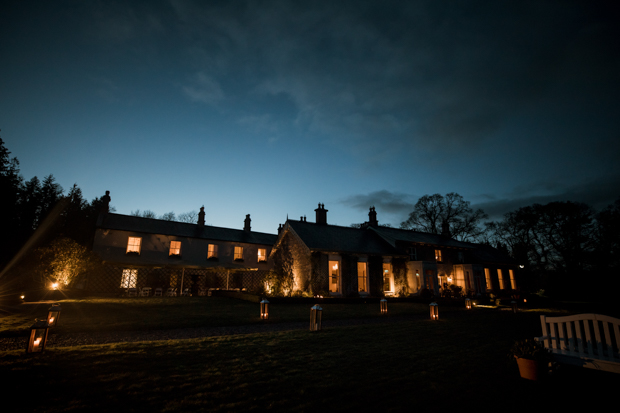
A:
[574, 319, 585, 355]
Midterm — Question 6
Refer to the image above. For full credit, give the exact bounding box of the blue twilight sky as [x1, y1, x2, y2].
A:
[1, 0, 619, 234]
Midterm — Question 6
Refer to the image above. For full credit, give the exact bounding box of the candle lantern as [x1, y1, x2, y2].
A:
[380, 298, 388, 314]
[464, 298, 472, 310]
[429, 302, 439, 320]
[46, 304, 62, 327]
[260, 299, 269, 320]
[310, 304, 322, 331]
[511, 300, 518, 314]
[27, 319, 50, 353]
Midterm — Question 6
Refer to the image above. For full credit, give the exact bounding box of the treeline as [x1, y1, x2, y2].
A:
[399, 192, 620, 299]
[0, 138, 107, 269]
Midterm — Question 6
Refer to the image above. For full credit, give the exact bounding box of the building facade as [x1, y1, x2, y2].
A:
[270, 204, 518, 297]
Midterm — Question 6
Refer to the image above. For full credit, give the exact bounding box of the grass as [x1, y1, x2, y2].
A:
[0, 297, 440, 336]
[1, 309, 616, 412]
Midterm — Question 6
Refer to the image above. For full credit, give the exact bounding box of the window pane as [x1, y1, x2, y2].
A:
[127, 237, 141, 253]
[169, 241, 181, 256]
[121, 269, 137, 288]
[357, 262, 367, 292]
[234, 246, 243, 260]
[258, 248, 266, 262]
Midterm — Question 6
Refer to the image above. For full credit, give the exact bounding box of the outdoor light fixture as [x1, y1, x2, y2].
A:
[519, 265, 525, 269]
[46, 304, 62, 327]
[380, 298, 388, 314]
[465, 298, 472, 310]
[260, 299, 269, 320]
[429, 302, 439, 320]
[51, 282, 59, 290]
[27, 319, 50, 353]
[511, 300, 518, 314]
[310, 304, 322, 331]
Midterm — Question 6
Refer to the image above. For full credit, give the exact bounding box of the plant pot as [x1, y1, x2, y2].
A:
[515, 357, 541, 381]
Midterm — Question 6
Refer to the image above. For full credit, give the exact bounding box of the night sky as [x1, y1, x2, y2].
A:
[2, 1, 619, 234]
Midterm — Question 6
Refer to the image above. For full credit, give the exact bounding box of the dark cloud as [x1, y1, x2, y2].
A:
[473, 173, 620, 220]
[339, 190, 415, 217]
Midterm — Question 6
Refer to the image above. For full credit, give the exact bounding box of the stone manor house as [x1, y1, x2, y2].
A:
[86, 192, 517, 297]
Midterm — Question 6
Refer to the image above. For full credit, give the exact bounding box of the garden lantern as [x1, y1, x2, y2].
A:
[26, 319, 50, 353]
[465, 298, 472, 310]
[46, 304, 62, 327]
[260, 299, 269, 320]
[380, 298, 388, 314]
[511, 300, 518, 314]
[429, 302, 439, 320]
[310, 304, 322, 331]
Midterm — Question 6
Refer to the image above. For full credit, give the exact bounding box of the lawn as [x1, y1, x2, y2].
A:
[1, 300, 616, 412]
[0, 296, 440, 336]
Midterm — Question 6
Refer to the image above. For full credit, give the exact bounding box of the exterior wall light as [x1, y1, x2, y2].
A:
[46, 304, 62, 327]
[429, 302, 439, 320]
[27, 319, 50, 353]
[465, 298, 472, 310]
[260, 299, 269, 320]
[380, 298, 388, 314]
[310, 304, 322, 331]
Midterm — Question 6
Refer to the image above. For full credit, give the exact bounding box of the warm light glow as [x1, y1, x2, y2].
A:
[380, 298, 388, 313]
[435, 249, 442, 261]
[20, 295, 25, 299]
[519, 264, 525, 269]
[523, 298, 527, 303]
[430, 302, 439, 320]
[51, 282, 58, 290]
[126, 237, 141, 254]
[465, 298, 472, 309]
[258, 248, 267, 262]
[234, 246, 243, 260]
[49, 317, 55, 324]
[332, 263, 338, 270]
[207, 244, 218, 258]
[34, 338, 41, 347]
[169, 241, 181, 256]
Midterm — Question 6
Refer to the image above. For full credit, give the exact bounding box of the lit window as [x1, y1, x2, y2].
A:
[208, 244, 218, 259]
[257, 248, 267, 262]
[329, 261, 340, 293]
[408, 247, 417, 261]
[484, 268, 492, 290]
[383, 263, 393, 293]
[357, 262, 368, 293]
[497, 269, 505, 289]
[435, 249, 442, 262]
[234, 246, 243, 260]
[126, 237, 141, 254]
[121, 269, 137, 288]
[509, 269, 516, 289]
[169, 241, 181, 256]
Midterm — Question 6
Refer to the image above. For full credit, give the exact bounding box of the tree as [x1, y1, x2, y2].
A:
[177, 210, 198, 223]
[160, 211, 176, 221]
[400, 193, 488, 241]
[35, 237, 100, 289]
[485, 201, 596, 296]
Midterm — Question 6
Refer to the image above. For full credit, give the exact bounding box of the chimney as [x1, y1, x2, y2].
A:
[441, 221, 451, 238]
[368, 206, 378, 227]
[102, 190, 111, 214]
[198, 206, 205, 226]
[244, 214, 251, 232]
[315, 203, 328, 225]
[278, 223, 283, 234]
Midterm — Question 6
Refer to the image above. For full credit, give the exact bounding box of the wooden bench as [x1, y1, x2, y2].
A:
[536, 313, 620, 373]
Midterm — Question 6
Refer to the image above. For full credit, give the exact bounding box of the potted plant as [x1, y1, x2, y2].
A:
[508, 339, 551, 381]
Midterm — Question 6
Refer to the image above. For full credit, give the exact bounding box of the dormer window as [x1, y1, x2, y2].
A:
[208, 244, 218, 259]
[257, 248, 267, 262]
[169, 241, 181, 256]
[126, 237, 141, 255]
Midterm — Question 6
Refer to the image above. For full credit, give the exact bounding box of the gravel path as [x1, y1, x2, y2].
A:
[0, 314, 429, 352]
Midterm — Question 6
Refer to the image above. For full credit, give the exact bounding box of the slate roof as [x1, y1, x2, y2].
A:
[283, 220, 514, 264]
[285, 221, 402, 256]
[97, 213, 278, 245]
[370, 226, 475, 249]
